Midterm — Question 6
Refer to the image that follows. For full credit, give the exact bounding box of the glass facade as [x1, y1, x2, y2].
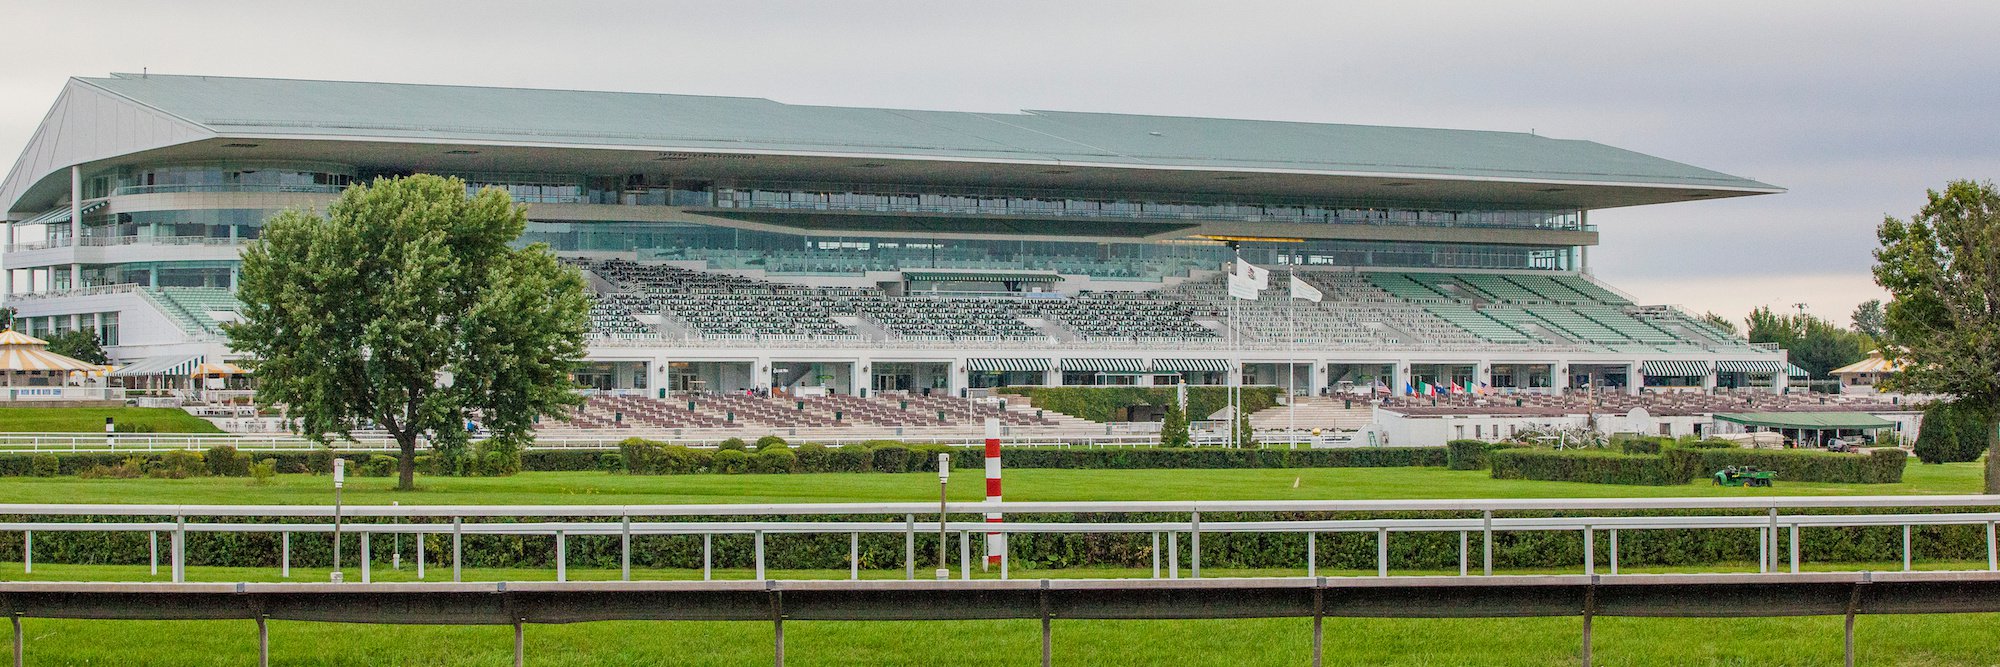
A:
[87, 161, 355, 197]
[525, 220, 1576, 275]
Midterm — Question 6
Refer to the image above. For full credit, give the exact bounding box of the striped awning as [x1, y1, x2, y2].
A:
[1716, 360, 1785, 374]
[0, 345, 101, 373]
[1153, 358, 1232, 372]
[1061, 358, 1144, 373]
[17, 200, 107, 226]
[1640, 360, 1708, 377]
[967, 358, 1050, 372]
[111, 354, 203, 377]
[904, 270, 1060, 283]
[1786, 363, 1811, 378]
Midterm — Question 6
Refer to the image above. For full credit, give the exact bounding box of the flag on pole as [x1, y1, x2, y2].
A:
[1236, 260, 1270, 290]
[1403, 382, 1414, 396]
[1450, 381, 1464, 394]
[1227, 272, 1260, 300]
[1288, 275, 1323, 302]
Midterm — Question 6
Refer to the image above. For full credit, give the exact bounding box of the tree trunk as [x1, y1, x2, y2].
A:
[396, 431, 419, 491]
[1987, 411, 2000, 494]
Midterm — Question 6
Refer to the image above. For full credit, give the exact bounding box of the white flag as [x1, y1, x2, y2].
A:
[1289, 275, 1323, 302]
[1235, 260, 1270, 290]
[1227, 272, 1260, 300]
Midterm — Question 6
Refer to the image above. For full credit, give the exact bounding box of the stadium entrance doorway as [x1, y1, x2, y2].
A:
[1409, 363, 1476, 394]
[772, 361, 853, 395]
[1490, 363, 1556, 393]
[1326, 363, 1394, 395]
[673, 361, 757, 394]
[1569, 363, 1634, 394]
[1242, 363, 1311, 396]
[872, 361, 950, 394]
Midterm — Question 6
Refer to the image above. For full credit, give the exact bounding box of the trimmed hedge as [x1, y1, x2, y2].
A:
[1682, 447, 1908, 484]
[1490, 445, 1910, 486]
[993, 386, 1284, 423]
[611, 438, 1444, 475]
[1446, 440, 1515, 470]
[1490, 448, 1687, 486]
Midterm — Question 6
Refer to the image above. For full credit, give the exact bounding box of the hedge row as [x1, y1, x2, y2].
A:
[992, 386, 1284, 423]
[615, 439, 1445, 474]
[0, 507, 1988, 573]
[1489, 446, 1909, 486]
[0, 443, 1447, 479]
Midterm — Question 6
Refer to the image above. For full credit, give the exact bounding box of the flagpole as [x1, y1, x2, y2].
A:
[1287, 266, 1296, 449]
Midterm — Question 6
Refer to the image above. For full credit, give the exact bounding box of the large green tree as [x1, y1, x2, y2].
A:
[1873, 179, 2000, 491]
[227, 174, 591, 489]
[1851, 299, 1886, 341]
[43, 330, 107, 365]
[1744, 306, 1868, 377]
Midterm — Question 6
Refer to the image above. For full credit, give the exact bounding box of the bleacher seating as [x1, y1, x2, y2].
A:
[564, 258, 1751, 353]
[146, 288, 242, 336]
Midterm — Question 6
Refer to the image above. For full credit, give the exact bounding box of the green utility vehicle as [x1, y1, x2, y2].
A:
[1712, 466, 1775, 487]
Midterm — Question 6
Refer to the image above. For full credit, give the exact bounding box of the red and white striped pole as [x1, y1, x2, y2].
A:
[983, 416, 1004, 568]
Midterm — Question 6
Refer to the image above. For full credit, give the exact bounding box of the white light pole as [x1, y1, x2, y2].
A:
[331, 457, 345, 583]
[936, 453, 951, 580]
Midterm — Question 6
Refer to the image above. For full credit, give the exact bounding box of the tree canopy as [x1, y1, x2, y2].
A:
[1851, 299, 1886, 341]
[1872, 179, 2000, 491]
[43, 330, 107, 365]
[227, 174, 591, 489]
[1699, 311, 1740, 337]
[1743, 307, 1867, 377]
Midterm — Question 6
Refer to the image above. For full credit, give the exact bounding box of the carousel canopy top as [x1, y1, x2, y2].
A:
[0, 329, 103, 373]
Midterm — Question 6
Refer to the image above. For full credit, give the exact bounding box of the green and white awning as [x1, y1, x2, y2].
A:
[1062, 358, 1144, 373]
[967, 358, 1050, 373]
[903, 270, 1061, 283]
[109, 354, 202, 377]
[17, 200, 107, 226]
[1715, 412, 1895, 430]
[1152, 358, 1232, 372]
[1640, 360, 1708, 377]
[1786, 363, 1810, 378]
[1716, 360, 1785, 374]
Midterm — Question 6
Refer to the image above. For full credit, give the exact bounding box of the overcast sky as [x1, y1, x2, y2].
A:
[5, 0, 1995, 328]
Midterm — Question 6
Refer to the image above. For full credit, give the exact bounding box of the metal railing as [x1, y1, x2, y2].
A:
[0, 431, 1172, 452]
[2, 496, 1997, 585]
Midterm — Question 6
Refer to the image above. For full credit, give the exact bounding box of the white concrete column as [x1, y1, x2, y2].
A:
[1311, 361, 1328, 396]
[648, 355, 670, 398]
[948, 360, 969, 395]
[69, 166, 82, 289]
[1044, 359, 1062, 387]
[1627, 362, 1642, 395]
[853, 359, 870, 397]
[754, 357, 774, 393]
[1474, 361, 1492, 392]
[1773, 369, 1791, 394]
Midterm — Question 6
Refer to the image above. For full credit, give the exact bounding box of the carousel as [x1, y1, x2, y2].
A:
[0, 329, 111, 401]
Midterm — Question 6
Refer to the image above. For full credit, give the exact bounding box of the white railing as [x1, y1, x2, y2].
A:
[1, 496, 1996, 584]
[0, 431, 1175, 452]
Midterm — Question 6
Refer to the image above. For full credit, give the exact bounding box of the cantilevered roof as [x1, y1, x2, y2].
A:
[5, 73, 1783, 216]
[1714, 412, 1896, 430]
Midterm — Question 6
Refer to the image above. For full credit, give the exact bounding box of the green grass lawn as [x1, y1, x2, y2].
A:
[0, 406, 224, 433]
[0, 461, 1978, 505]
[1, 462, 1990, 665]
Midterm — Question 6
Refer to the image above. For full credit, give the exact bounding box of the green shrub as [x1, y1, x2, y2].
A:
[307, 447, 335, 475]
[617, 438, 667, 473]
[751, 448, 796, 474]
[1915, 400, 1989, 464]
[204, 445, 250, 477]
[361, 454, 397, 477]
[754, 435, 788, 451]
[1489, 448, 1688, 485]
[29, 454, 59, 478]
[714, 449, 751, 474]
[1446, 440, 1511, 470]
[1683, 439, 1737, 449]
[1618, 436, 1669, 456]
[1684, 447, 1908, 484]
[829, 444, 874, 472]
[597, 452, 624, 472]
[250, 458, 277, 485]
[870, 444, 911, 472]
[1159, 402, 1190, 448]
[474, 437, 524, 476]
[150, 450, 205, 479]
[718, 437, 748, 451]
[79, 457, 142, 479]
[794, 443, 830, 472]
[112, 422, 157, 433]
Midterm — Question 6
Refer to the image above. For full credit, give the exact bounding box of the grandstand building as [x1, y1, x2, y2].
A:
[4, 74, 1796, 411]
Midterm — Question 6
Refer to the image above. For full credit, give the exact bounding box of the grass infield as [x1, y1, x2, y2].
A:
[0, 406, 225, 434]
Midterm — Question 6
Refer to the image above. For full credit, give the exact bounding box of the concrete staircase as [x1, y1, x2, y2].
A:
[1249, 397, 1374, 432]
